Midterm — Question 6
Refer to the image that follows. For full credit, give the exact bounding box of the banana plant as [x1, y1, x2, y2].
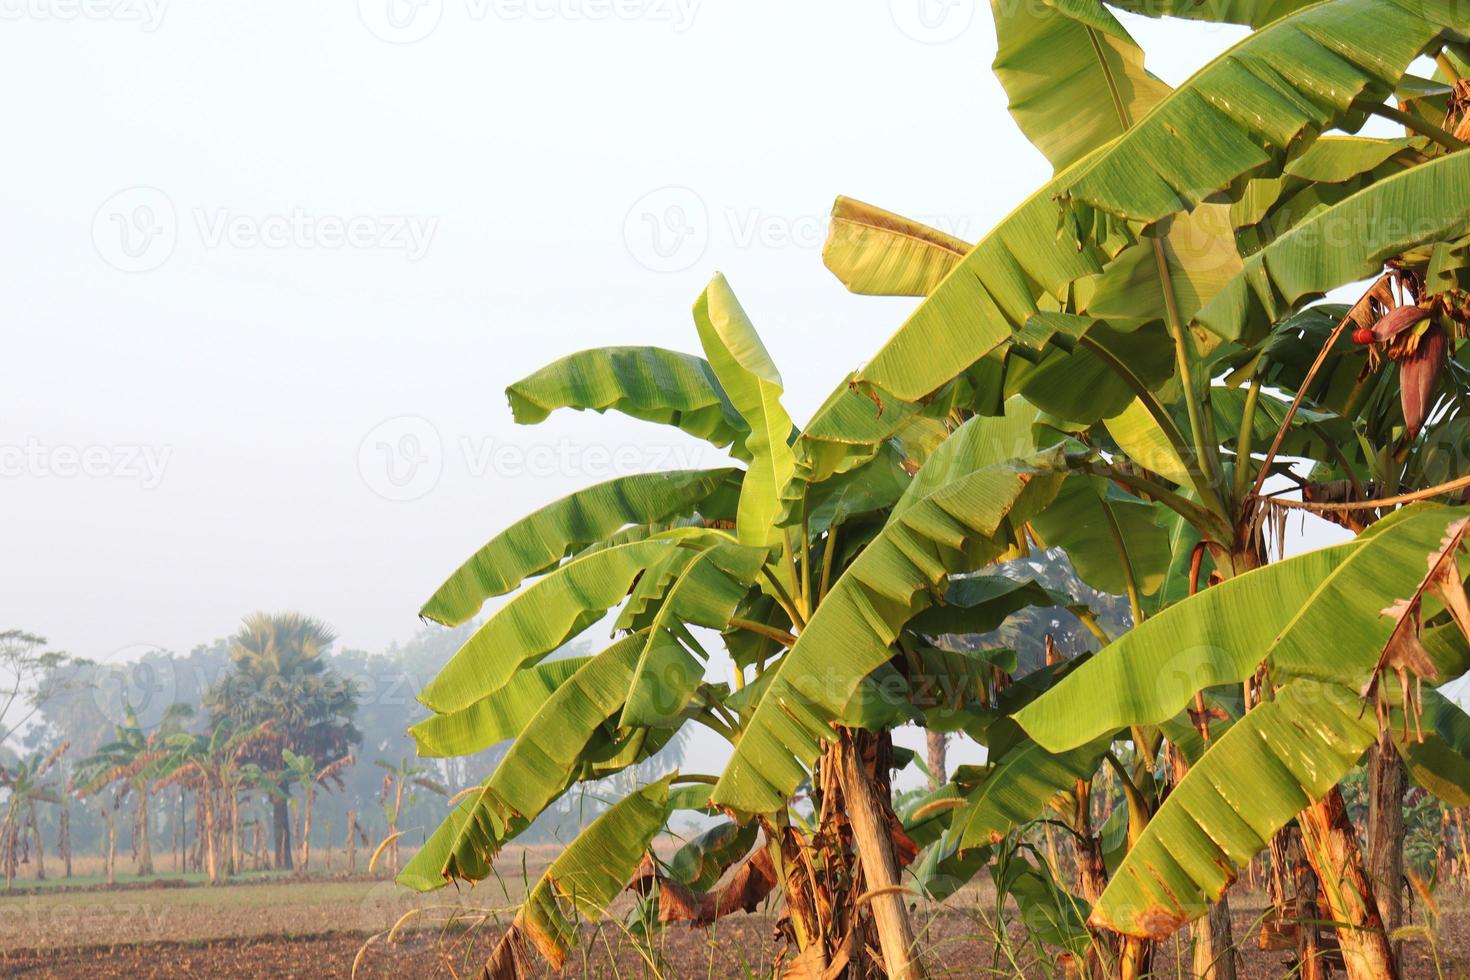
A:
[401, 269, 1080, 977]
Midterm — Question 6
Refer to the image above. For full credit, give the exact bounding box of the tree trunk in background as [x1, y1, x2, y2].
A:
[29, 803, 44, 881]
[837, 733, 923, 980]
[105, 804, 116, 885]
[1367, 730, 1406, 963]
[59, 793, 71, 878]
[925, 730, 947, 790]
[136, 790, 153, 876]
[1298, 787, 1398, 980]
[273, 791, 293, 870]
[346, 810, 357, 872]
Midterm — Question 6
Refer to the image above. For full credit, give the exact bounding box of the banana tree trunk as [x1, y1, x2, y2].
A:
[203, 789, 219, 885]
[106, 805, 116, 884]
[272, 790, 292, 870]
[300, 791, 312, 871]
[836, 734, 922, 980]
[346, 809, 357, 872]
[1298, 786, 1398, 980]
[28, 802, 44, 881]
[135, 788, 153, 876]
[1366, 731, 1405, 960]
[59, 793, 71, 878]
[925, 730, 947, 790]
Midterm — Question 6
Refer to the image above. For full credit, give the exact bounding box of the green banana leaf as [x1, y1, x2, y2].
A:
[855, 0, 1460, 403]
[1395, 686, 1470, 806]
[418, 531, 720, 714]
[822, 196, 970, 297]
[1030, 475, 1171, 599]
[488, 775, 674, 974]
[1016, 504, 1470, 753]
[1056, 0, 1457, 224]
[1106, 0, 1319, 29]
[992, 0, 1170, 173]
[506, 346, 749, 457]
[400, 635, 646, 889]
[1092, 679, 1376, 938]
[693, 275, 796, 548]
[409, 656, 589, 757]
[421, 468, 739, 626]
[955, 735, 1114, 851]
[712, 411, 1067, 815]
[1197, 151, 1470, 341]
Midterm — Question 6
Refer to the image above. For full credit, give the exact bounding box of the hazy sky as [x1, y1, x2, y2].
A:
[4, 3, 1264, 666]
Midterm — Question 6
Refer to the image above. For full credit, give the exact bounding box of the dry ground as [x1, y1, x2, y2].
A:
[1, 850, 1467, 978]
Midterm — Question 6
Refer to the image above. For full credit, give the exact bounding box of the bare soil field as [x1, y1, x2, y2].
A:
[0, 853, 1466, 978]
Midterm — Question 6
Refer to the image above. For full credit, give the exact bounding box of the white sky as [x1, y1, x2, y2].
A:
[4, 1, 1352, 677]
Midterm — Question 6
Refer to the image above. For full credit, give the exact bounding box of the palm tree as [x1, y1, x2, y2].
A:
[280, 749, 352, 871]
[204, 613, 358, 869]
[0, 742, 67, 888]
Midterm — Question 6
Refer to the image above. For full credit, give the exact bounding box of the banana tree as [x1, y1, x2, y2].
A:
[154, 722, 276, 884]
[74, 705, 168, 876]
[400, 267, 1082, 977]
[0, 742, 67, 888]
[281, 749, 352, 871]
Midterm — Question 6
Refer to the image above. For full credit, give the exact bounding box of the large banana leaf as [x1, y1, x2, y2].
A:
[506, 346, 749, 456]
[1197, 151, 1470, 341]
[822, 197, 970, 297]
[712, 410, 1067, 815]
[409, 656, 589, 757]
[1031, 474, 1172, 599]
[1107, 0, 1332, 29]
[1395, 686, 1470, 806]
[693, 275, 795, 547]
[421, 469, 739, 626]
[854, 0, 1462, 403]
[1057, 0, 1461, 224]
[401, 635, 646, 890]
[1091, 679, 1376, 939]
[1016, 505, 1470, 753]
[992, 0, 1170, 172]
[955, 735, 1113, 851]
[418, 531, 723, 714]
[621, 542, 765, 727]
[485, 775, 674, 975]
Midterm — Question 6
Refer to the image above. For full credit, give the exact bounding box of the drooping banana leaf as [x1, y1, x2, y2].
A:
[992, 0, 1170, 173]
[621, 542, 765, 727]
[1030, 474, 1172, 599]
[418, 530, 722, 714]
[483, 775, 674, 976]
[854, 0, 1462, 403]
[1197, 151, 1470, 341]
[421, 468, 740, 625]
[1091, 679, 1376, 939]
[1394, 686, 1470, 806]
[822, 196, 970, 297]
[955, 735, 1114, 851]
[1016, 504, 1470, 753]
[712, 412, 1067, 815]
[1056, 0, 1460, 224]
[410, 656, 589, 757]
[693, 275, 796, 548]
[506, 346, 749, 457]
[666, 820, 759, 891]
[401, 635, 647, 890]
